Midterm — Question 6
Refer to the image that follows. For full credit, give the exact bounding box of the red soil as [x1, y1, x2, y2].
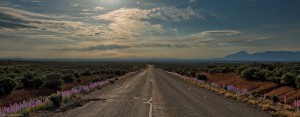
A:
[62, 76, 96, 90]
[0, 75, 100, 107]
[201, 72, 300, 103]
[0, 88, 56, 107]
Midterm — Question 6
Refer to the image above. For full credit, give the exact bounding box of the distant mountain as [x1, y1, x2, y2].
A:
[222, 51, 300, 61]
[1, 51, 300, 62]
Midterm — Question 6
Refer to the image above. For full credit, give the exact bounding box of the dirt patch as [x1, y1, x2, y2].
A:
[62, 76, 97, 90]
[0, 88, 56, 107]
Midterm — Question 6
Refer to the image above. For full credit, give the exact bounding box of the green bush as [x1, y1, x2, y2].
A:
[0, 77, 16, 95]
[109, 79, 115, 84]
[241, 68, 263, 80]
[196, 74, 208, 81]
[63, 74, 74, 83]
[251, 91, 261, 98]
[21, 74, 44, 88]
[114, 69, 126, 76]
[93, 76, 104, 83]
[49, 93, 62, 107]
[81, 69, 92, 76]
[267, 94, 279, 102]
[189, 71, 197, 77]
[235, 65, 249, 75]
[44, 73, 63, 90]
[280, 72, 295, 86]
[76, 78, 81, 83]
[295, 75, 300, 89]
[74, 72, 80, 78]
[266, 77, 281, 83]
[32, 77, 44, 88]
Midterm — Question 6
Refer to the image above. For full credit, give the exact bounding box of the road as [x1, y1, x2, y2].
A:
[52, 66, 271, 117]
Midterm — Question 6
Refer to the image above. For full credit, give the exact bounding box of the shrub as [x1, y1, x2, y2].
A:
[76, 78, 81, 83]
[49, 93, 62, 107]
[63, 74, 74, 83]
[196, 74, 208, 81]
[266, 77, 281, 83]
[114, 69, 122, 76]
[262, 69, 272, 78]
[44, 73, 63, 90]
[241, 68, 262, 80]
[0, 77, 16, 95]
[295, 75, 300, 89]
[74, 72, 80, 78]
[251, 91, 261, 98]
[109, 79, 115, 84]
[267, 94, 279, 102]
[32, 77, 44, 88]
[189, 71, 197, 77]
[93, 76, 104, 83]
[21, 76, 44, 88]
[81, 69, 92, 76]
[280, 72, 295, 86]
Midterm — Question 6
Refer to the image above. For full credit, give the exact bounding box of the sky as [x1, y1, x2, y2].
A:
[0, 0, 300, 59]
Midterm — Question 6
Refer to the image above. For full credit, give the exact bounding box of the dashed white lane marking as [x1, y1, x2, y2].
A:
[146, 97, 153, 117]
[125, 84, 130, 88]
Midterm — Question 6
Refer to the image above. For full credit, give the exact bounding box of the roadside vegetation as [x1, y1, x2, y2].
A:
[0, 61, 144, 96]
[0, 61, 144, 106]
[155, 63, 300, 88]
[155, 62, 300, 117]
[0, 61, 143, 116]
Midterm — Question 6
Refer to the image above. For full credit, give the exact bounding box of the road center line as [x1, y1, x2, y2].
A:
[125, 84, 130, 88]
[146, 97, 153, 117]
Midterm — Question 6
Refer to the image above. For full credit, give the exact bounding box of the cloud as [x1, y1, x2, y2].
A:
[57, 44, 130, 51]
[92, 8, 163, 40]
[81, 6, 105, 12]
[57, 42, 193, 52]
[174, 28, 178, 33]
[150, 7, 204, 22]
[187, 30, 272, 46]
[194, 30, 240, 38]
[189, 0, 197, 3]
[92, 7, 203, 39]
[0, 6, 51, 28]
[94, 6, 105, 11]
[84, 44, 130, 51]
[134, 43, 190, 48]
[217, 35, 271, 45]
[0, 6, 110, 41]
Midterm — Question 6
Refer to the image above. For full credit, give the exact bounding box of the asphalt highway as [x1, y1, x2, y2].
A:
[52, 66, 271, 117]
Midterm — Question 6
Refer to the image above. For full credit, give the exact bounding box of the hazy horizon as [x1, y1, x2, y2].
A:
[1, 0, 300, 59]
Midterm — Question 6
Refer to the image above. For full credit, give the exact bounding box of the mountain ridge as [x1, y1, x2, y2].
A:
[222, 51, 300, 61]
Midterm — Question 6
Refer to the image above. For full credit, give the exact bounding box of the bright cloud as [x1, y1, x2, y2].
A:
[150, 7, 204, 21]
[194, 30, 240, 38]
